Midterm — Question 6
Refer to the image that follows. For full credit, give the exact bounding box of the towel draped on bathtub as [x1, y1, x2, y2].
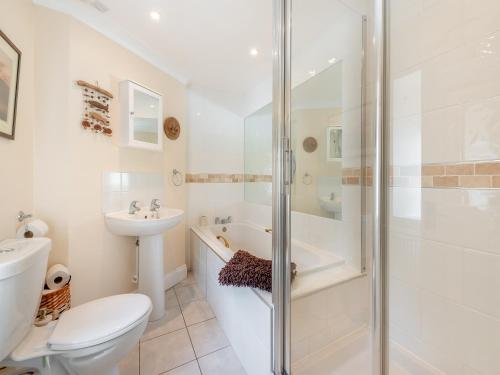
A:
[218, 250, 297, 292]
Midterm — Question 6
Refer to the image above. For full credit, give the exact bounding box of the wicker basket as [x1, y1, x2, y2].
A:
[38, 283, 71, 319]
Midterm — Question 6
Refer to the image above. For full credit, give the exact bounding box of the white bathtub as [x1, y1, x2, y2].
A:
[195, 222, 361, 300]
[190, 222, 368, 375]
[202, 222, 344, 276]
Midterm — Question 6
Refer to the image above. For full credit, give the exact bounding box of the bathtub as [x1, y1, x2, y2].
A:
[202, 222, 344, 276]
[190, 221, 368, 375]
[194, 221, 362, 300]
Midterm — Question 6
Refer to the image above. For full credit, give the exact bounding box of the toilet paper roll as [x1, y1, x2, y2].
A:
[46, 264, 71, 290]
[16, 219, 48, 239]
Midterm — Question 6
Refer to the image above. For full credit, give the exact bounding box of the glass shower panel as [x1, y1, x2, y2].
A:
[289, 0, 372, 373]
[387, 1, 500, 374]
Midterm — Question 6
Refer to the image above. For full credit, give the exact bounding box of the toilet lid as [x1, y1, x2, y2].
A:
[48, 294, 151, 351]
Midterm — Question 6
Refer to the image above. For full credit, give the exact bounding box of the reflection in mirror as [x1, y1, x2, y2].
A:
[244, 62, 345, 220]
[133, 90, 160, 144]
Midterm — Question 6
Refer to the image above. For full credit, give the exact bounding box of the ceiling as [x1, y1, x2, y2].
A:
[33, 0, 366, 116]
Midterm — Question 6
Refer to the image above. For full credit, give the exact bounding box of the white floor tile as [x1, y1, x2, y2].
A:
[140, 328, 195, 374]
[141, 305, 186, 342]
[118, 344, 139, 375]
[198, 347, 246, 375]
[175, 284, 204, 305]
[188, 318, 229, 358]
[177, 272, 197, 288]
[181, 299, 215, 326]
[163, 360, 201, 375]
[166, 288, 180, 308]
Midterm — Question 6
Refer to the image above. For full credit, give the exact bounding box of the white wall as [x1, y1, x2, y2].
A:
[388, 1, 500, 374]
[186, 91, 244, 266]
[187, 92, 243, 174]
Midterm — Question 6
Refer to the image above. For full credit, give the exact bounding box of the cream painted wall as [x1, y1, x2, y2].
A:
[0, 3, 188, 306]
[0, 0, 35, 240]
[67, 10, 185, 306]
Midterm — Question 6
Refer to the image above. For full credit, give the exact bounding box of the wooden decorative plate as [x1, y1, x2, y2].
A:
[303, 137, 318, 153]
[164, 117, 181, 140]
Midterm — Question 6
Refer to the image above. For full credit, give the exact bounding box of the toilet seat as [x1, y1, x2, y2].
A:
[10, 293, 151, 362]
[48, 294, 151, 351]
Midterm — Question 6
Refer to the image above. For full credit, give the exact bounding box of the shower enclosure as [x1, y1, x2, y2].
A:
[271, 0, 500, 374]
[270, 0, 378, 374]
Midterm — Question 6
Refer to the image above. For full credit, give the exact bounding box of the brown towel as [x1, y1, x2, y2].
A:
[218, 250, 297, 293]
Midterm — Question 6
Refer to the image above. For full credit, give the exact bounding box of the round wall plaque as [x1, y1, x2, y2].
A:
[303, 137, 318, 153]
[164, 117, 181, 140]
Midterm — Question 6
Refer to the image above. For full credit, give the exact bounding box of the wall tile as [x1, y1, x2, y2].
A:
[418, 240, 463, 302]
[422, 189, 500, 255]
[463, 249, 500, 319]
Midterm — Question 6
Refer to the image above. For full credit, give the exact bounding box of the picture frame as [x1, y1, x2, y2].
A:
[0, 29, 21, 140]
[326, 126, 342, 161]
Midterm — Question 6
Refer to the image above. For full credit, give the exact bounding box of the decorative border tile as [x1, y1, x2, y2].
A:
[186, 173, 244, 183]
[187, 161, 500, 188]
[392, 161, 500, 189]
[244, 174, 273, 183]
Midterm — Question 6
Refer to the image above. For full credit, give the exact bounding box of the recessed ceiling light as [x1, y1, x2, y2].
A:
[308, 70, 316, 76]
[150, 11, 160, 21]
[196, 112, 201, 117]
[328, 57, 337, 64]
[250, 48, 259, 57]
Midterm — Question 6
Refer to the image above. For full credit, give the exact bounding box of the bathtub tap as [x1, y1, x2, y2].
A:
[265, 228, 272, 233]
[216, 235, 230, 248]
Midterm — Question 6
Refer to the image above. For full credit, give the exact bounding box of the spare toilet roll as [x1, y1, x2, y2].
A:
[16, 219, 48, 239]
[46, 264, 71, 290]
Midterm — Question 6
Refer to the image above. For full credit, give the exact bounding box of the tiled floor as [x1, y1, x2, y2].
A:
[119, 274, 247, 375]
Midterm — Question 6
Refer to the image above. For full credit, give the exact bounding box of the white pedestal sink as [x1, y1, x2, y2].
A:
[105, 207, 183, 321]
[319, 195, 342, 215]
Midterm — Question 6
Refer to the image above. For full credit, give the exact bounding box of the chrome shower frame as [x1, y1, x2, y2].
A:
[271, 0, 388, 373]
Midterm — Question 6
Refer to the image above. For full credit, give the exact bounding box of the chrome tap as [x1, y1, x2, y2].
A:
[150, 199, 161, 218]
[129, 201, 141, 215]
[220, 216, 232, 224]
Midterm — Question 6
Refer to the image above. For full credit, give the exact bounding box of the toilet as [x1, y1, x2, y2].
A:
[0, 237, 152, 375]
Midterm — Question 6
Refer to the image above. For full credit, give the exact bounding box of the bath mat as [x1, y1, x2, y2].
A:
[218, 250, 297, 292]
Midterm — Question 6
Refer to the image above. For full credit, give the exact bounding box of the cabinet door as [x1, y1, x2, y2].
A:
[121, 81, 163, 151]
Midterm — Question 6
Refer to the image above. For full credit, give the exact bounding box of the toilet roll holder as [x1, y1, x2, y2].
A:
[17, 210, 32, 223]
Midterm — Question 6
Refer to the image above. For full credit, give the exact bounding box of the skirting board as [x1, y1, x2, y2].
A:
[164, 264, 188, 290]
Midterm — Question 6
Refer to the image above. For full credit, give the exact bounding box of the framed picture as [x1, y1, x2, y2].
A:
[326, 126, 342, 161]
[0, 30, 21, 140]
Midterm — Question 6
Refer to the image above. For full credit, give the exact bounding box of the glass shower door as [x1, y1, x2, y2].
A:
[271, 0, 375, 373]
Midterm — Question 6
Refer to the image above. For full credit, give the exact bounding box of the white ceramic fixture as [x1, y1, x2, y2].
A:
[318, 195, 342, 214]
[0, 238, 152, 375]
[105, 207, 184, 321]
[120, 80, 163, 151]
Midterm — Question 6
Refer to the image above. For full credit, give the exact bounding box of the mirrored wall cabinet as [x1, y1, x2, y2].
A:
[120, 80, 163, 151]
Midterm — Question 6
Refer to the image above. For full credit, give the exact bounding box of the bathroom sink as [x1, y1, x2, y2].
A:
[104, 207, 183, 321]
[105, 208, 184, 236]
[319, 196, 342, 214]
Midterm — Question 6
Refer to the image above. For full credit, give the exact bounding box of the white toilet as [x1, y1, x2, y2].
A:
[0, 237, 152, 375]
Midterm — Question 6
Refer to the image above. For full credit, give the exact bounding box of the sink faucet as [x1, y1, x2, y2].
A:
[129, 200, 141, 215]
[150, 199, 161, 218]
